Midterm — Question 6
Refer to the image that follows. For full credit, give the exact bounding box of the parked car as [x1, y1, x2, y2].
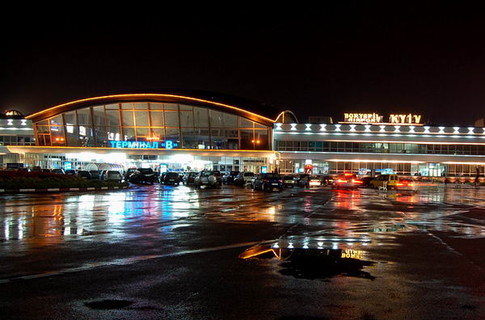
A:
[124, 168, 137, 180]
[252, 173, 283, 192]
[234, 172, 255, 186]
[52, 168, 65, 174]
[370, 174, 399, 190]
[332, 173, 363, 190]
[103, 170, 123, 183]
[89, 170, 101, 179]
[184, 172, 198, 185]
[77, 170, 92, 180]
[360, 176, 375, 188]
[128, 168, 158, 184]
[295, 174, 310, 187]
[194, 170, 221, 189]
[161, 172, 180, 185]
[282, 175, 296, 188]
[65, 169, 77, 175]
[306, 175, 323, 188]
[395, 178, 418, 192]
[321, 175, 334, 186]
[222, 171, 240, 184]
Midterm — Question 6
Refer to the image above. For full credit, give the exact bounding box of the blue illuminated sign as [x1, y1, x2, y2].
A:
[109, 140, 178, 149]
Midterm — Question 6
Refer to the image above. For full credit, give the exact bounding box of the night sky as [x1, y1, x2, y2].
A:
[1, 3, 485, 125]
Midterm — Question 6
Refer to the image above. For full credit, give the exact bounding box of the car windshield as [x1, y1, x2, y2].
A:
[138, 169, 153, 174]
[243, 172, 254, 176]
[166, 172, 178, 177]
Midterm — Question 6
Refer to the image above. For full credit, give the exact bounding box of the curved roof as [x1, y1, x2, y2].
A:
[26, 90, 284, 126]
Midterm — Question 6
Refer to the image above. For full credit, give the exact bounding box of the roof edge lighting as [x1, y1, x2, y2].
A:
[26, 93, 276, 126]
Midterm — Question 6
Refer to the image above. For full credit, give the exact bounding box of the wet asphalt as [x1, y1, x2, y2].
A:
[0, 183, 483, 319]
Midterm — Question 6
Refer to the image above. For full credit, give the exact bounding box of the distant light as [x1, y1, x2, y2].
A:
[453, 127, 460, 134]
[305, 124, 312, 131]
[275, 123, 282, 130]
[394, 125, 400, 133]
[438, 126, 445, 133]
[423, 126, 430, 133]
[409, 125, 415, 133]
[349, 124, 356, 132]
[379, 125, 386, 132]
[364, 124, 371, 132]
[290, 123, 297, 131]
[468, 127, 474, 134]
[320, 124, 326, 131]
[7, 119, 13, 125]
[334, 124, 341, 131]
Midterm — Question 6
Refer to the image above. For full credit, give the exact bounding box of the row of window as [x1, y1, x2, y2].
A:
[36, 103, 266, 129]
[34, 104, 272, 149]
[279, 160, 483, 177]
[0, 135, 35, 146]
[275, 140, 485, 155]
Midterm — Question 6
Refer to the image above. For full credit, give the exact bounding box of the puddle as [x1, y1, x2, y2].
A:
[240, 240, 376, 281]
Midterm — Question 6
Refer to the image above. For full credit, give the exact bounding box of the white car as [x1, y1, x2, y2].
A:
[103, 170, 123, 183]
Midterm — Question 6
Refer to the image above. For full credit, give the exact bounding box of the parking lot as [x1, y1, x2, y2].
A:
[0, 182, 483, 319]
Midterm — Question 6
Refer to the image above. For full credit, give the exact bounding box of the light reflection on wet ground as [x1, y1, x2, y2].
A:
[1, 183, 484, 320]
[0, 185, 483, 247]
[0, 184, 482, 279]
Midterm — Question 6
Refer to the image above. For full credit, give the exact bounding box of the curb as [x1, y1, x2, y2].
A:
[0, 185, 130, 194]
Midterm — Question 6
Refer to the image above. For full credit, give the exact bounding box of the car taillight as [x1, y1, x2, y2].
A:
[278, 179, 283, 183]
[337, 179, 346, 183]
[263, 179, 270, 183]
[352, 179, 362, 184]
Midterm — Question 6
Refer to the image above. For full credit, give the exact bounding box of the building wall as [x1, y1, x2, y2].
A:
[274, 123, 485, 177]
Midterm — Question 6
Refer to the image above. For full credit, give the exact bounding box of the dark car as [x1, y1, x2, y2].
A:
[252, 173, 283, 192]
[360, 176, 375, 188]
[295, 174, 310, 187]
[282, 175, 296, 188]
[124, 168, 137, 180]
[161, 172, 180, 185]
[77, 170, 92, 180]
[222, 171, 240, 184]
[183, 172, 198, 185]
[89, 170, 100, 179]
[128, 168, 158, 184]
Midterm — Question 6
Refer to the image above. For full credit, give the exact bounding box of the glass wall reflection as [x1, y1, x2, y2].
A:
[34, 102, 271, 150]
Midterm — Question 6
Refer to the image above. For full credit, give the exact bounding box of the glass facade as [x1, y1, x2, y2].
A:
[275, 140, 485, 155]
[34, 102, 272, 150]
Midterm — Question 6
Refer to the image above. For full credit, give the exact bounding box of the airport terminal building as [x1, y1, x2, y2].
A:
[1, 92, 484, 181]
